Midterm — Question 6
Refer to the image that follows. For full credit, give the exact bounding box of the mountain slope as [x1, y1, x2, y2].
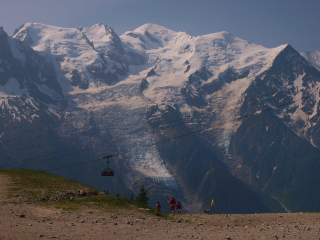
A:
[0, 23, 319, 213]
[301, 50, 320, 69]
[231, 45, 320, 211]
[0, 27, 71, 170]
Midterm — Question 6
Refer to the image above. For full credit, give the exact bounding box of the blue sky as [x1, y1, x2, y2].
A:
[1, 0, 319, 52]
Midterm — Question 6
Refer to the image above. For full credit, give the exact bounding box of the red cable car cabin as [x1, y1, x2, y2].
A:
[101, 168, 114, 176]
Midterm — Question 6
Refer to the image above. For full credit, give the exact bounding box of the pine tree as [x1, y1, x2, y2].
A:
[136, 185, 149, 205]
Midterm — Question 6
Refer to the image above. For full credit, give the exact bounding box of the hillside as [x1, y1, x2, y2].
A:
[0, 169, 320, 239]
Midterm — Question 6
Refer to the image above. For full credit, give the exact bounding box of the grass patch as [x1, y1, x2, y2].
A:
[43, 194, 165, 215]
[44, 194, 137, 212]
[0, 168, 96, 200]
[0, 168, 173, 219]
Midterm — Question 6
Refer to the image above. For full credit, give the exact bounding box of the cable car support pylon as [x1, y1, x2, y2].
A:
[101, 155, 114, 176]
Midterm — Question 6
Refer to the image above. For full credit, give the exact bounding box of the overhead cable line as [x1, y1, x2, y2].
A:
[1, 85, 304, 169]
[44, 95, 309, 173]
[3, 84, 295, 168]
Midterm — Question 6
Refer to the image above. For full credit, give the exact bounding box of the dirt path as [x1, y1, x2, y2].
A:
[0, 174, 9, 203]
[1, 173, 320, 239]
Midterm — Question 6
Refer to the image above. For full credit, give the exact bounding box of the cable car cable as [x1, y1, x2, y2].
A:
[2, 89, 309, 169]
[44, 95, 309, 173]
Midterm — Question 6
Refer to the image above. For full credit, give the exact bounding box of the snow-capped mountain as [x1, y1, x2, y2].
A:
[1, 23, 320, 213]
[0, 26, 66, 122]
[13, 23, 146, 89]
[301, 50, 320, 69]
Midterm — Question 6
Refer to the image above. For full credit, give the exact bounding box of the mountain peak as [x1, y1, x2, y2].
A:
[94, 22, 104, 27]
[300, 50, 320, 68]
[20, 22, 55, 29]
[211, 30, 233, 37]
[134, 23, 176, 35]
[200, 31, 245, 44]
[282, 43, 292, 50]
[276, 44, 303, 58]
[129, 23, 190, 47]
[85, 23, 118, 37]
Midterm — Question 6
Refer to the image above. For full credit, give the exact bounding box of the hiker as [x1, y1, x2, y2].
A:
[176, 201, 182, 213]
[156, 201, 161, 213]
[169, 196, 176, 214]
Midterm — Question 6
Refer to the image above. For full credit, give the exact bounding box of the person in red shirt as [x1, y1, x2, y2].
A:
[169, 196, 176, 214]
[176, 201, 182, 213]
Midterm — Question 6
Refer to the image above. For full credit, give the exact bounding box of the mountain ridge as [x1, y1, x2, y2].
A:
[1, 22, 320, 213]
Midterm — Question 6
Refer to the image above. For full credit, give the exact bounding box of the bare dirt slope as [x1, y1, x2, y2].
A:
[1, 173, 320, 240]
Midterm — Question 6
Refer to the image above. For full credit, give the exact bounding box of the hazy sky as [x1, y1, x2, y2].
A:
[1, 0, 319, 52]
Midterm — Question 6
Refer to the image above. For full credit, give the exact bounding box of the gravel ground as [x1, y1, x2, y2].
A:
[1, 175, 320, 240]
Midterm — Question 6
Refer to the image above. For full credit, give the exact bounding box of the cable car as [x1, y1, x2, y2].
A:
[101, 168, 114, 176]
[101, 155, 114, 176]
